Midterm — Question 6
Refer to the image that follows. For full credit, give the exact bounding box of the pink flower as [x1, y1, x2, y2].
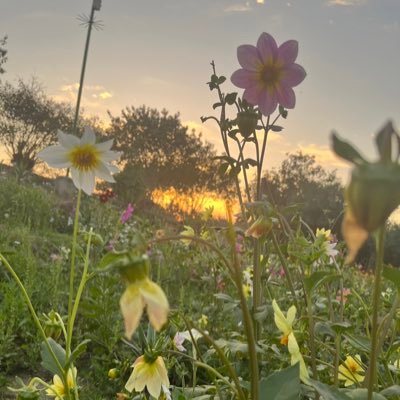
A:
[173, 332, 187, 352]
[231, 32, 306, 116]
[120, 203, 134, 224]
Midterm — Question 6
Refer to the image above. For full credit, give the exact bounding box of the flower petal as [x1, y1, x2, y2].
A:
[95, 162, 116, 183]
[243, 85, 263, 105]
[286, 305, 297, 327]
[140, 280, 169, 331]
[38, 145, 70, 168]
[278, 40, 299, 65]
[81, 127, 96, 145]
[155, 357, 170, 386]
[231, 69, 259, 89]
[146, 368, 163, 398]
[282, 64, 307, 87]
[120, 284, 145, 339]
[96, 139, 114, 151]
[99, 149, 122, 162]
[272, 299, 292, 335]
[276, 85, 296, 109]
[257, 32, 278, 65]
[258, 88, 278, 116]
[71, 169, 95, 195]
[237, 44, 262, 71]
[342, 210, 368, 263]
[57, 130, 79, 148]
[288, 333, 310, 384]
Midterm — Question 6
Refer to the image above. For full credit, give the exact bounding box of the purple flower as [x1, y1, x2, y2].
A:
[120, 203, 134, 224]
[231, 32, 306, 116]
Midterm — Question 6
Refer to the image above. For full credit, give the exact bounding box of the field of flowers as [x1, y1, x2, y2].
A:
[0, 24, 400, 400]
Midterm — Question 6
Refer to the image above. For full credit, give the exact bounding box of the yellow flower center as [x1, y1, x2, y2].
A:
[260, 63, 283, 88]
[347, 359, 358, 373]
[68, 144, 100, 171]
[280, 334, 289, 346]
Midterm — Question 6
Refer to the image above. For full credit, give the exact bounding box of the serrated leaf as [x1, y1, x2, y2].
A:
[308, 379, 351, 400]
[40, 338, 66, 376]
[259, 363, 300, 400]
[331, 133, 367, 165]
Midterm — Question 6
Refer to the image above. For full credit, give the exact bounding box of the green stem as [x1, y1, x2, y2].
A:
[270, 231, 298, 309]
[367, 226, 385, 400]
[253, 239, 262, 340]
[66, 189, 82, 358]
[0, 253, 65, 378]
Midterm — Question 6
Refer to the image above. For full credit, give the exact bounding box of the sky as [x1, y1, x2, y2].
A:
[1, 0, 400, 181]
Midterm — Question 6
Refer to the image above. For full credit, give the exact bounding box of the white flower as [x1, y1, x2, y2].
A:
[38, 127, 120, 195]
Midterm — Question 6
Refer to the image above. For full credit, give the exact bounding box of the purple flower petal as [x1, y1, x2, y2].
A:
[231, 69, 258, 89]
[277, 40, 299, 65]
[243, 85, 262, 105]
[237, 45, 262, 70]
[276, 85, 296, 109]
[258, 88, 278, 116]
[257, 33, 278, 65]
[282, 64, 307, 87]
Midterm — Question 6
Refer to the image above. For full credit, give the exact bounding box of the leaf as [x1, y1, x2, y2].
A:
[344, 334, 371, 353]
[304, 271, 340, 296]
[270, 125, 284, 132]
[344, 388, 387, 399]
[65, 339, 91, 370]
[375, 121, 396, 163]
[212, 102, 222, 110]
[279, 105, 288, 118]
[380, 385, 400, 397]
[225, 92, 237, 105]
[217, 76, 226, 85]
[331, 133, 367, 165]
[383, 266, 400, 292]
[259, 363, 300, 400]
[40, 338, 66, 376]
[307, 379, 351, 400]
[242, 158, 258, 168]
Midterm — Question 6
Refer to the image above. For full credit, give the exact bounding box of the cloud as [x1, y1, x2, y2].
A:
[224, 2, 252, 13]
[98, 91, 113, 100]
[141, 76, 172, 88]
[327, 0, 365, 6]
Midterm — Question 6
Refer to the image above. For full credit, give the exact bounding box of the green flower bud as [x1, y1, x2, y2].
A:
[245, 216, 273, 239]
[108, 368, 119, 380]
[42, 311, 63, 341]
[346, 162, 400, 232]
[236, 111, 258, 138]
[119, 253, 150, 284]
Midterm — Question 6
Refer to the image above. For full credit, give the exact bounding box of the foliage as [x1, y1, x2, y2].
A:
[261, 152, 344, 233]
[0, 35, 7, 75]
[0, 78, 75, 173]
[107, 105, 226, 193]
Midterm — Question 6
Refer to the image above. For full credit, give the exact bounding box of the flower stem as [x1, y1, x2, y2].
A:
[0, 253, 65, 377]
[67, 189, 82, 358]
[367, 226, 385, 400]
[253, 239, 262, 340]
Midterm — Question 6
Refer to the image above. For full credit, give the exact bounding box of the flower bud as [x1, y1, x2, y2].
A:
[245, 215, 273, 239]
[118, 253, 150, 284]
[236, 111, 258, 138]
[346, 162, 400, 232]
[108, 368, 118, 380]
[43, 311, 63, 341]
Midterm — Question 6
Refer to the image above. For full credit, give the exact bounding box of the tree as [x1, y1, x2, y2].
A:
[0, 36, 7, 75]
[0, 79, 75, 172]
[261, 152, 344, 233]
[107, 105, 226, 193]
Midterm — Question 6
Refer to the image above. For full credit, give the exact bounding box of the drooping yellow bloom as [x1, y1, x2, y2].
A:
[125, 355, 169, 398]
[338, 355, 365, 387]
[272, 299, 296, 345]
[287, 333, 310, 384]
[46, 368, 77, 398]
[120, 277, 169, 339]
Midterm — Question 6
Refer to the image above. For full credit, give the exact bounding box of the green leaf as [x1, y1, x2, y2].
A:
[331, 133, 367, 165]
[304, 271, 340, 296]
[307, 379, 351, 400]
[344, 334, 371, 353]
[212, 102, 222, 110]
[217, 76, 226, 85]
[65, 339, 91, 370]
[279, 105, 288, 118]
[375, 121, 396, 163]
[383, 266, 400, 292]
[344, 388, 387, 399]
[40, 338, 66, 376]
[380, 385, 400, 397]
[270, 125, 283, 132]
[259, 363, 300, 400]
[225, 92, 237, 105]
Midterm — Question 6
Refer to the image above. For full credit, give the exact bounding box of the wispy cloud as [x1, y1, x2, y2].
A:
[224, 2, 252, 13]
[327, 0, 365, 6]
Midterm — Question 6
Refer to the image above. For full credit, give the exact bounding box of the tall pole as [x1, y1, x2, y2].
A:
[73, 0, 101, 133]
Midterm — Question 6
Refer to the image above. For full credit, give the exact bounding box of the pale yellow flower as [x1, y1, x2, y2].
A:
[338, 355, 365, 387]
[125, 355, 169, 398]
[316, 228, 332, 240]
[272, 299, 296, 345]
[288, 333, 310, 384]
[180, 225, 195, 246]
[120, 278, 169, 339]
[46, 367, 77, 398]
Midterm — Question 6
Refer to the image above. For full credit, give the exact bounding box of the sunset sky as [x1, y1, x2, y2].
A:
[1, 0, 400, 180]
